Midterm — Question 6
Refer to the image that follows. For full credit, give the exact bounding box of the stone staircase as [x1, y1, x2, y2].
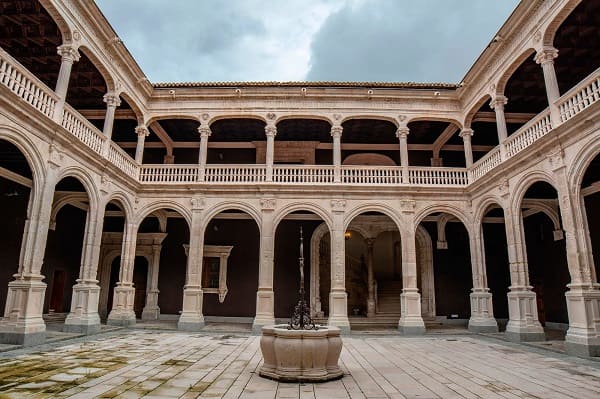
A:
[376, 280, 402, 315]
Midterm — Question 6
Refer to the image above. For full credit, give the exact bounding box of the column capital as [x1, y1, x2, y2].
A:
[396, 126, 409, 139]
[534, 46, 558, 65]
[330, 125, 343, 138]
[459, 128, 474, 139]
[103, 92, 121, 108]
[135, 126, 149, 137]
[489, 95, 507, 110]
[57, 44, 80, 63]
[198, 126, 211, 138]
[265, 125, 277, 138]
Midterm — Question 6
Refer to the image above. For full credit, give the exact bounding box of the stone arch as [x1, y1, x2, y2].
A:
[202, 201, 262, 233]
[275, 115, 333, 126]
[134, 200, 192, 227]
[510, 170, 558, 214]
[75, 45, 116, 93]
[342, 153, 396, 166]
[208, 114, 267, 127]
[340, 115, 399, 127]
[117, 91, 145, 125]
[568, 133, 600, 191]
[406, 116, 463, 129]
[416, 224, 435, 319]
[474, 195, 507, 226]
[0, 126, 46, 193]
[343, 203, 403, 233]
[464, 94, 493, 128]
[309, 222, 330, 317]
[495, 48, 537, 96]
[38, 0, 73, 44]
[146, 114, 202, 126]
[55, 167, 100, 215]
[104, 192, 135, 225]
[414, 204, 472, 235]
[541, 0, 582, 47]
[273, 203, 333, 233]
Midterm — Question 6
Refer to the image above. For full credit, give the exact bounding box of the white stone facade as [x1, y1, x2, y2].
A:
[0, 0, 598, 358]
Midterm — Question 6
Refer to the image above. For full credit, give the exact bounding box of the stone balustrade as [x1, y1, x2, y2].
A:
[1, 46, 599, 188]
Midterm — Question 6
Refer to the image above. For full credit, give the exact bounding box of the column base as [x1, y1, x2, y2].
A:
[505, 289, 545, 342]
[565, 288, 600, 357]
[106, 310, 136, 327]
[63, 282, 101, 335]
[398, 289, 425, 335]
[178, 286, 204, 331]
[177, 316, 205, 331]
[0, 276, 47, 346]
[253, 289, 275, 334]
[327, 290, 350, 333]
[468, 291, 498, 333]
[141, 306, 160, 321]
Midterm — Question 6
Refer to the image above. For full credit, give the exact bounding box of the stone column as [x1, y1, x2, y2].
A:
[534, 47, 561, 126]
[460, 128, 474, 168]
[366, 238, 376, 317]
[53, 44, 80, 122]
[504, 205, 545, 341]
[64, 200, 105, 334]
[142, 244, 162, 320]
[134, 126, 149, 164]
[178, 198, 205, 330]
[107, 221, 139, 326]
[467, 222, 498, 333]
[396, 126, 410, 183]
[550, 155, 600, 356]
[397, 214, 426, 335]
[0, 166, 59, 345]
[265, 125, 277, 182]
[253, 199, 277, 332]
[198, 126, 211, 181]
[490, 95, 508, 160]
[101, 93, 121, 156]
[328, 200, 350, 332]
[331, 125, 343, 183]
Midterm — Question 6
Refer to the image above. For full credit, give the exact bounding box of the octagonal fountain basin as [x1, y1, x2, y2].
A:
[259, 324, 343, 382]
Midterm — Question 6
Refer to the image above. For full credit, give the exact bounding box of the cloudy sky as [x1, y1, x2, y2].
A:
[95, 0, 519, 84]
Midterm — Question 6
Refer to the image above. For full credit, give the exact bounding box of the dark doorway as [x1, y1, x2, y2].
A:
[49, 270, 66, 312]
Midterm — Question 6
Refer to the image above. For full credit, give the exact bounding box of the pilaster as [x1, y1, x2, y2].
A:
[178, 197, 205, 330]
[327, 200, 350, 332]
[253, 198, 276, 333]
[107, 221, 138, 326]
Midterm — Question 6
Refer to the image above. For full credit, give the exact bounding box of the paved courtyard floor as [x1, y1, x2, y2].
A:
[0, 329, 599, 399]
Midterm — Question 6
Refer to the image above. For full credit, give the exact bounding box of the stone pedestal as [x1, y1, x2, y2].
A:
[565, 288, 600, 357]
[260, 325, 343, 382]
[505, 290, 545, 342]
[253, 289, 275, 333]
[141, 290, 160, 320]
[177, 286, 204, 331]
[327, 290, 350, 333]
[107, 285, 136, 326]
[398, 289, 426, 335]
[468, 291, 499, 333]
[63, 281, 101, 334]
[0, 276, 47, 346]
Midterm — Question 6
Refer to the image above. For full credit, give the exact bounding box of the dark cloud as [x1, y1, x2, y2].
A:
[305, 0, 519, 82]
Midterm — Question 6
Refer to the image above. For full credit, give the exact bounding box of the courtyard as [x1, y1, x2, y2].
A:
[0, 326, 599, 399]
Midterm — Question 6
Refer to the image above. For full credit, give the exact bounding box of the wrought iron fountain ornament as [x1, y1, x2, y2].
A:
[288, 227, 318, 330]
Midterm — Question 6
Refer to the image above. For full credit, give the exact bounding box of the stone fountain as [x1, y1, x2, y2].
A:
[259, 227, 343, 382]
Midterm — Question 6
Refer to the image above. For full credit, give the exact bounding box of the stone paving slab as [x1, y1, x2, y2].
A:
[0, 330, 599, 398]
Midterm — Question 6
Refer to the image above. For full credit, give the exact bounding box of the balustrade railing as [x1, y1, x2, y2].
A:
[0, 47, 57, 119]
[273, 165, 334, 184]
[342, 166, 402, 184]
[109, 143, 140, 179]
[557, 67, 600, 123]
[139, 164, 197, 183]
[408, 167, 468, 186]
[204, 164, 266, 183]
[505, 110, 552, 158]
[61, 104, 106, 155]
[471, 148, 502, 181]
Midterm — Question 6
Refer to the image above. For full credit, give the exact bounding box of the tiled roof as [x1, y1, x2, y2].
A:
[152, 81, 459, 89]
